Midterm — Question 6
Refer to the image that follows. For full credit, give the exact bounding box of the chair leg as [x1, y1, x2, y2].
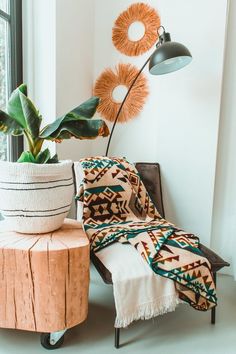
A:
[211, 272, 217, 325]
[211, 306, 216, 325]
[115, 328, 120, 349]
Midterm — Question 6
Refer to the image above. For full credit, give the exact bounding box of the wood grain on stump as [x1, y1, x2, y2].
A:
[0, 219, 90, 333]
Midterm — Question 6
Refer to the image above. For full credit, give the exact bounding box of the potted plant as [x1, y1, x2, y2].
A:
[0, 84, 109, 233]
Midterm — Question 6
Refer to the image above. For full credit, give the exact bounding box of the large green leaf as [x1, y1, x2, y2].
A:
[39, 97, 100, 139]
[7, 84, 28, 128]
[71, 96, 100, 118]
[39, 115, 65, 139]
[19, 92, 42, 139]
[0, 110, 24, 136]
[43, 119, 109, 141]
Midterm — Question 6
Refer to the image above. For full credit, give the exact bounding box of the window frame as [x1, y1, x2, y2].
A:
[0, 0, 23, 162]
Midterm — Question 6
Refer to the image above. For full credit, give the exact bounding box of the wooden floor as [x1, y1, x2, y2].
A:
[0, 267, 235, 354]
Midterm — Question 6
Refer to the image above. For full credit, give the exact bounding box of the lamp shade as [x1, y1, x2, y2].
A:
[149, 41, 192, 75]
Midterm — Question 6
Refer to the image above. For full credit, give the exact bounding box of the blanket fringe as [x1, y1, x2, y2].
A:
[115, 294, 182, 328]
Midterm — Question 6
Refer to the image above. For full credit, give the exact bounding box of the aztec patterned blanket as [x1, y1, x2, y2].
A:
[76, 156, 217, 311]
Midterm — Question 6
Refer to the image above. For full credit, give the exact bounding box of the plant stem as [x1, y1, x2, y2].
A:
[33, 139, 44, 156]
[24, 130, 44, 157]
[24, 130, 34, 154]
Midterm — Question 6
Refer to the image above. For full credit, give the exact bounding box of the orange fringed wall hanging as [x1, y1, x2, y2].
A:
[94, 63, 149, 123]
[112, 3, 161, 57]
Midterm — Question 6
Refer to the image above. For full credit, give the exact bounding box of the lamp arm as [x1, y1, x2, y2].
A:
[105, 54, 152, 156]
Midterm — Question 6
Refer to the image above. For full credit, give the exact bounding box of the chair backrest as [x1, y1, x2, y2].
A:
[74, 161, 165, 222]
[135, 162, 165, 218]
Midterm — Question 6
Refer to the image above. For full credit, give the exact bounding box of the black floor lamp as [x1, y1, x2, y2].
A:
[105, 26, 192, 156]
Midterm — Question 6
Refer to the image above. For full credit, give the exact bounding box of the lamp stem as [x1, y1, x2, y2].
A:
[105, 55, 152, 156]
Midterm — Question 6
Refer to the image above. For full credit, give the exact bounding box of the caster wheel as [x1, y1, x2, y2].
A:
[40, 333, 64, 350]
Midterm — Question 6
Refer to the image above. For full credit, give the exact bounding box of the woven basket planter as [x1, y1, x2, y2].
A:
[0, 160, 74, 234]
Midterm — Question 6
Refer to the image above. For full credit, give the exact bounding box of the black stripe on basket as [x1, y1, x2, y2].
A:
[0, 182, 74, 191]
[0, 177, 73, 185]
[4, 209, 70, 218]
[1, 203, 72, 213]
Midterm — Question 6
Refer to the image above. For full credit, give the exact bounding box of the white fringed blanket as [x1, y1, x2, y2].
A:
[96, 242, 181, 328]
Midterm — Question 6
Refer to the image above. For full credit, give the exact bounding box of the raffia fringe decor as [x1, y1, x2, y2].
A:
[112, 2, 161, 57]
[0, 160, 74, 233]
[94, 63, 149, 123]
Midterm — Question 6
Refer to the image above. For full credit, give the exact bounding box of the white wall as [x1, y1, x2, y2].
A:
[92, 0, 228, 245]
[23, 0, 96, 158]
[23, 0, 56, 154]
[56, 0, 95, 161]
[211, 0, 236, 276]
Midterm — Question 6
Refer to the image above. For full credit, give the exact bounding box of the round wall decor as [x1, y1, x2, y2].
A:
[94, 63, 149, 123]
[112, 3, 161, 57]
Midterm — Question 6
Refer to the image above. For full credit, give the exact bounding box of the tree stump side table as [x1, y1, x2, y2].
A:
[0, 218, 90, 348]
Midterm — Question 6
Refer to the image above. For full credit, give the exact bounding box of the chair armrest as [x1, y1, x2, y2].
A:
[199, 243, 230, 272]
[91, 252, 113, 284]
